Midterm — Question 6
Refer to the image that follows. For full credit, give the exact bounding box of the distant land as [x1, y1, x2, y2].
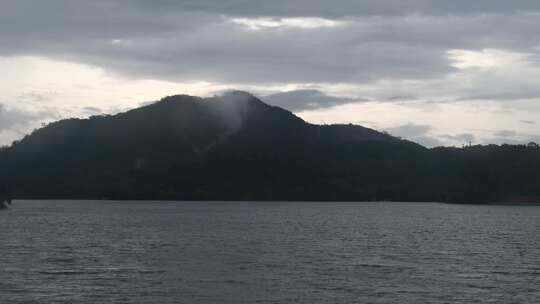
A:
[1, 91, 539, 204]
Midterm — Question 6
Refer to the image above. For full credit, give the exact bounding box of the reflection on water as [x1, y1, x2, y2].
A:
[1, 201, 539, 303]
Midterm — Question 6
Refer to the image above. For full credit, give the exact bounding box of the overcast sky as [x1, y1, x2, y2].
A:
[1, 0, 539, 147]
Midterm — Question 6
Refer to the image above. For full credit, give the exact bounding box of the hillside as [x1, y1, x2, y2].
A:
[0, 91, 539, 203]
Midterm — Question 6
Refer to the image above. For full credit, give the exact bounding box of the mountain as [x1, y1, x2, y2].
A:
[1, 91, 539, 203]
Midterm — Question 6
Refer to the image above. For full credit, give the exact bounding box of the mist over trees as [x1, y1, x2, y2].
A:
[0, 91, 539, 203]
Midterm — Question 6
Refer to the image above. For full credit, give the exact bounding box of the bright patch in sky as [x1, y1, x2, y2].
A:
[230, 17, 344, 30]
[447, 49, 529, 69]
[0, 56, 221, 110]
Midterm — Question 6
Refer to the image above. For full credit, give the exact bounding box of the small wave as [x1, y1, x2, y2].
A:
[195, 279, 248, 285]
[355, 263, 408, 269]
[37, 270, 101, 275]
[43, 258, 77, 263]
[137, 270, 167, 274]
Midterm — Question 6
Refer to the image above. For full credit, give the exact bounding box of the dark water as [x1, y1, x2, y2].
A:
[1, 201, 539, 303]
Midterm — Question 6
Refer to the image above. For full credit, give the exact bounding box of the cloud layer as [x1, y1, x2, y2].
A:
[3, 1, 540, 85]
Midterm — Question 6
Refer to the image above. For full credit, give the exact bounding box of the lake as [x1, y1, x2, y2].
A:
[1, 200, 539, 303]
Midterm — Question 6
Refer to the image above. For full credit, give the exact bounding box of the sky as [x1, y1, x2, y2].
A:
[1, 1, 539, 147]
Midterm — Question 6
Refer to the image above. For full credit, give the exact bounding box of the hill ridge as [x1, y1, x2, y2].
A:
[0, 92, 539, 203]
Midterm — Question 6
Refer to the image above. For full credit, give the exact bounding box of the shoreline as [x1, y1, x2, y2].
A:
[7, 199, 540, 206]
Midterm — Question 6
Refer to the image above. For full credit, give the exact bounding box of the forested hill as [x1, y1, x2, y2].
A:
[0, 91, 539, 203]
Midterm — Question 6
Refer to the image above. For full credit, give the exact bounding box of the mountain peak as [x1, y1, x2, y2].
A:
[154, 90, 265, 110]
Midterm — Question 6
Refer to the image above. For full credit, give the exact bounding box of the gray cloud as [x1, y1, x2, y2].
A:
[384, 123, 487, 147]
[0, 103, 58, 131]
[2, 1, 540, 86]
[262, 89, 365, 111]
[0, 104, 34, 130]
[387, 123, 431, 137]
[442, 133, 476, 142]
[81, 107, 103, 115]
[57, 1, 540, 18]
[413, 136, 445, 148]
[0, 103, 63, 145]
[385, 123, 444, 147]
[494, 130, 518, 138]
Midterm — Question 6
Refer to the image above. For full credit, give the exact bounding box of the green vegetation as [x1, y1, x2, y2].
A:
[1, 91, 539, 203]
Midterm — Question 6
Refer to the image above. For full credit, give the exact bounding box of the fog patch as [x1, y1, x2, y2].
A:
[208, 91, 257, 132]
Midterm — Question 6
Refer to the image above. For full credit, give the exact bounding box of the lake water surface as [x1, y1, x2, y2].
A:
[1, 200, 539, 303]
